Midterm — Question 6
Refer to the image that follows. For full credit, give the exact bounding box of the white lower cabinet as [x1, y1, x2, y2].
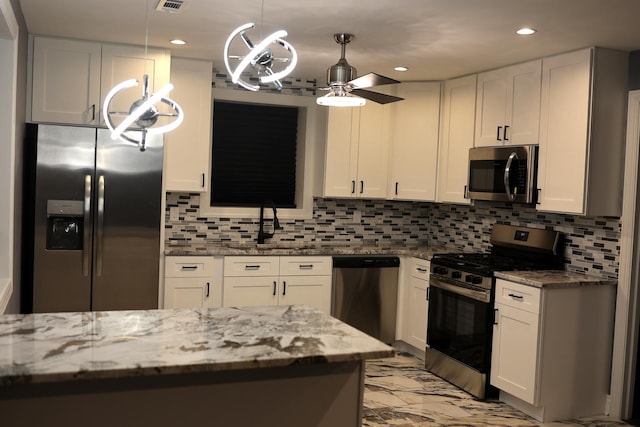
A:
[490, 278, 615, 422]
[397, 257, 429, 350]
[164, 256, 222, 309]
[223, 256, 332, 314]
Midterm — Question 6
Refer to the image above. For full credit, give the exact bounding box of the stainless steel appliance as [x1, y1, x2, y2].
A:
[466, 145, 538, 204]
[426, 224, 562, 399]
[332, 256, 400, 343]
[22, 123, 163, 313]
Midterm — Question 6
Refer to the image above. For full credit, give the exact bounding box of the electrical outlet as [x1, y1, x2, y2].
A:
[169, 206, 179, 222]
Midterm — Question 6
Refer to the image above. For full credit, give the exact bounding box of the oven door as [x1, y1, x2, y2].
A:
[466, 145, 537, 204]
[427, 275, 493, 373]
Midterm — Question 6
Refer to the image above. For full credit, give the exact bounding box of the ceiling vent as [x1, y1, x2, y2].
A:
[155, 0, 186, 13]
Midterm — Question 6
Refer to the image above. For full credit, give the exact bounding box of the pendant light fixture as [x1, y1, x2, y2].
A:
[223, 0, 297, 91]
[103, 0, 184, 151]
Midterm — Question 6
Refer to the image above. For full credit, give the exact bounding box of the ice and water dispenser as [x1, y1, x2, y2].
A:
[46, 200, 84, 250]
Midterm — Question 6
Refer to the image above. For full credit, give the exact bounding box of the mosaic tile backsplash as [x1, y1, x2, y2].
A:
[165, 193, 620, 279]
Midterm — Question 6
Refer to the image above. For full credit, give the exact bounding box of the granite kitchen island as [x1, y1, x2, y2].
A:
[0, 305, 394, 426]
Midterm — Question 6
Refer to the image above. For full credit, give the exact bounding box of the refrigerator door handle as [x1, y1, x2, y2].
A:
[96, 175, 105, 276]
[83, 174, 92, 276]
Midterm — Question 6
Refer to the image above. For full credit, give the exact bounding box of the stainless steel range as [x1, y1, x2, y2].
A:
[426, 224, 562, 399]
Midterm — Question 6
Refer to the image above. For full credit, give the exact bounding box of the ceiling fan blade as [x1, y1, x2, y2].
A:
[349, 72, 400, 89]
[351, 89, 404, 104]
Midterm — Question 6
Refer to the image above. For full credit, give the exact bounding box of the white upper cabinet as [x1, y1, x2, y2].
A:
[30, 36, 170, 126]
[474, 60, 541, 147]
[387, 82, 441, 201]
[436, 74, 476, 204]
[99, 44, 170, 126]
[537, 48, 627, 216]
[324, 100, 391, 199]
[164, 58, 212, 192]
[31, 37, 102, 124]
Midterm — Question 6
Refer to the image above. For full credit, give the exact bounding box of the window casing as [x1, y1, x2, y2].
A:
[199, 88, 323, 219]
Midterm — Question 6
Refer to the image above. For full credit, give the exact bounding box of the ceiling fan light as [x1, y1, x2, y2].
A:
[316, 93, 366, 107]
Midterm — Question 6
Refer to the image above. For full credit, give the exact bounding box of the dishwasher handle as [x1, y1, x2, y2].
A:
[332, 256, 400, 269]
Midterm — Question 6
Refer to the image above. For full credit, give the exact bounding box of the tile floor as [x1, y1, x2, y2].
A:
[363, 353, 633, 427]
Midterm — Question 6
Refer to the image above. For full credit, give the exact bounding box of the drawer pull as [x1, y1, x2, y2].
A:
[245, 265, 261, 270]
[299, 264, 314, 270]
[206, 282, 210, 298]
[282, 281, 286, 295]
[273, 281, 277, 296]
[508, 293, 524, 300]
[494, 308, 499, 325]
[180, 265, 198, 271]
[416, 267, 427, 273]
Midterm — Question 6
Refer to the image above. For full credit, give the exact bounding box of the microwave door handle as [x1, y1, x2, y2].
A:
[504, 151, 518, 201]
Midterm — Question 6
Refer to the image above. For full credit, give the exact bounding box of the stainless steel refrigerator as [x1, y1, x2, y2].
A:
[23, 123, 163, 313]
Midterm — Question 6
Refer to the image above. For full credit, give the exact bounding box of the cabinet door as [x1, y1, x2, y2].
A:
[475, 68, 508, 147]
[164, 58, 212, 192]
[356, 100, 391, 198]
[437, 74, 476, 204]
[279, 275, 331, 314]
[100, 44, 171, 126]
[406, 275, 428, 350]
[165, 278, 215, 309]
[31, 37, 102, 124]
[507, 60, 541, 145]
[387, 82, 441, 201]
[324, 107, 359, 197]
[491, 303, 540, 405]
[223, 276, 279, 307]
[537, 49, 591, 214]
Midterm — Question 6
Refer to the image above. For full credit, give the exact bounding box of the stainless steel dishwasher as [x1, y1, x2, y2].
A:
[332, 256, 400, 343]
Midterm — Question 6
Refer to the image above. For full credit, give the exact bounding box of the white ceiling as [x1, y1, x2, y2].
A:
[18, 0, 640, 84]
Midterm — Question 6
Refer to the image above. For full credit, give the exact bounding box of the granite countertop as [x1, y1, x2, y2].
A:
[494, 270, 617, 289]
[165, 243, 443, 260]
[0, 305, 394, 386]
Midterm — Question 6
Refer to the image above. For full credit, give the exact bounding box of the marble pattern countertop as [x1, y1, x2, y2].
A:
[494, 270, 617, 289]
[165, 243, 443, 260]
[0, 305, 394, 386]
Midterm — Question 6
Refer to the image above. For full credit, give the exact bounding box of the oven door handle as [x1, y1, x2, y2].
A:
[429, 275, 491, 303]
[504, 151, 518, 202]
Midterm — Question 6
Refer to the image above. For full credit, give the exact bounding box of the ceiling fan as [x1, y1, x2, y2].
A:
[317, 33, 404, 107]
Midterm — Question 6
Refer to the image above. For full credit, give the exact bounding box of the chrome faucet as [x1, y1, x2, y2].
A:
[257, 201, 281, 244]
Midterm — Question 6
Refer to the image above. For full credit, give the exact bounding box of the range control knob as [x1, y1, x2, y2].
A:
[433, 266, 448, 275]
[465, 275, 484, 285]
[451, 271, 462, 279]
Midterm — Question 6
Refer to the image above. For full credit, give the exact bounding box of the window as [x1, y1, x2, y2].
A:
[211, 101, 298, 208]
[199, 88, 322, 219]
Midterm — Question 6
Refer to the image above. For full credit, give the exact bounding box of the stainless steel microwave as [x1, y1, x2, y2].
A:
[465, 145, 538, 204]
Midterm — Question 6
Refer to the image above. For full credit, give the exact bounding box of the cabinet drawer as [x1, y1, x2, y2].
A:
[279, 256, 332, 276]
[165, 256, 214, 278]
[495, 279, 541, 314]
[410, 258, 430, 280]
[224, 256, 280, 277]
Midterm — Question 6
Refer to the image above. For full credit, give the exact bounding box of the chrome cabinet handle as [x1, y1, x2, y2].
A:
[96, 175, 105, 276]
[504, 151, 518, 202]
[83, 175, 92, 277]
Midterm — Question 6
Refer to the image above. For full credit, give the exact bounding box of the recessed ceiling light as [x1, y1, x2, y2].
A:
[516, 28, 536, 36]
[394, 66, 408, 72]
[170, 39, 187, 45]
